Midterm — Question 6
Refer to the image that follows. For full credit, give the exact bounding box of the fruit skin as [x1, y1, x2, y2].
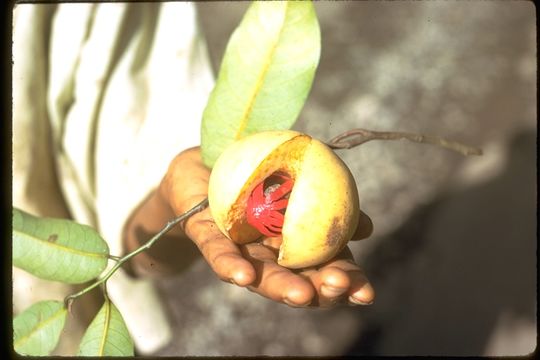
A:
[208, 130, 360, 269]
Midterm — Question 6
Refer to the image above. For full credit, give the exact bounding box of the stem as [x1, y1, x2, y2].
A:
[327, 128, 483, 156]
[64, 198, 209, 309]
[107, 255, 122, 262]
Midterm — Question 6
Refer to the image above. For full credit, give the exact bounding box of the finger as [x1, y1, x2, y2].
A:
[300, 248, 354, 307]
[185, 210, 256, 287]
[301, 265, 351, 308]
[308, 248, 374, 306]
[350, 210, 373, 241]
[241, 243, 315, 307]
[321, 255, 374, 305]
[260, 236, 283, 251]
[347, 270, 375, 306]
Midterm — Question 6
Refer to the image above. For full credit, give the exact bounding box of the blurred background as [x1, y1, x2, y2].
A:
[13, 1, 534, 357]
[149, 1, 536, 356]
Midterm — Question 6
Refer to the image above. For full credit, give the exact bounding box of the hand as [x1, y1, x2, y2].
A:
[239, 213, 374, 308]
[156, 147, 375, 307]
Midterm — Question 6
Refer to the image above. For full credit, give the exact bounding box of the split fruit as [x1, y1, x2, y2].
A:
[208, 130, 360, 269]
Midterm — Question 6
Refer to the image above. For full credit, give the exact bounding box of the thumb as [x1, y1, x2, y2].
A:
[350, 210, 373, 241]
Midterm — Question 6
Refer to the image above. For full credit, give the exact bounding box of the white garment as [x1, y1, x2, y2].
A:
[13, 2, 214, 354]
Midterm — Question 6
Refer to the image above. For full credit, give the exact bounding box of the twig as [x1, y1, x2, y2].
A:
[327, 128, 483, 156]
[107, 255, 122, 262]
[64, 198, 209, 309]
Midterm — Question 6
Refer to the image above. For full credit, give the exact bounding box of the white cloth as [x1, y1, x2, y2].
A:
[13, 2, 214, 354]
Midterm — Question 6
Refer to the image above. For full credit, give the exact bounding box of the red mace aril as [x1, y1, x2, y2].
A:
[246, 172, 294, 237]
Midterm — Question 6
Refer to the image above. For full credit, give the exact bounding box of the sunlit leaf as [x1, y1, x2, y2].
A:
[12, 208, 109, 284]
[13, 300, 67, 356]
[201, 1, 321, 167]
[78, 299, 134, 356]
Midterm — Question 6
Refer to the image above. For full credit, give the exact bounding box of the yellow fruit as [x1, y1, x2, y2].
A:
[208, 130, 360, 269]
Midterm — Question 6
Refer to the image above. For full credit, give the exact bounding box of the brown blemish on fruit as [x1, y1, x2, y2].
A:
[325, 217, 343, 247]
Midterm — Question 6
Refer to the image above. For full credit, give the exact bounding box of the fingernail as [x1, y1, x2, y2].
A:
[320, 284, 346, 299]
[348, 295, 373, 306]
[349, 281, 375, 305]
[283, 298, 311, 308]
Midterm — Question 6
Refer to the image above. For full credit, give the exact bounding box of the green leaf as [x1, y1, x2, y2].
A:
[12, 208, 109, 284]
[201, 1, 321, 167]
[13, 300, 67, 356]
[78, 299, 134, 356]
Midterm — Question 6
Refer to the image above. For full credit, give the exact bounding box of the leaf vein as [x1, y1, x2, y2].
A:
[98, 300, 111, 355]
[14, 230, 107, 259]
[233, 7, 288, 140]
[14, 305, 65, 349]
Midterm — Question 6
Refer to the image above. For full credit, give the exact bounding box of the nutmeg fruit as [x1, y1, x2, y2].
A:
[208, 130, 360, 269]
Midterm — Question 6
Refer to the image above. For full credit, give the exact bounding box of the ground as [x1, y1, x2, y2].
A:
[148, 2, 536, 356]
